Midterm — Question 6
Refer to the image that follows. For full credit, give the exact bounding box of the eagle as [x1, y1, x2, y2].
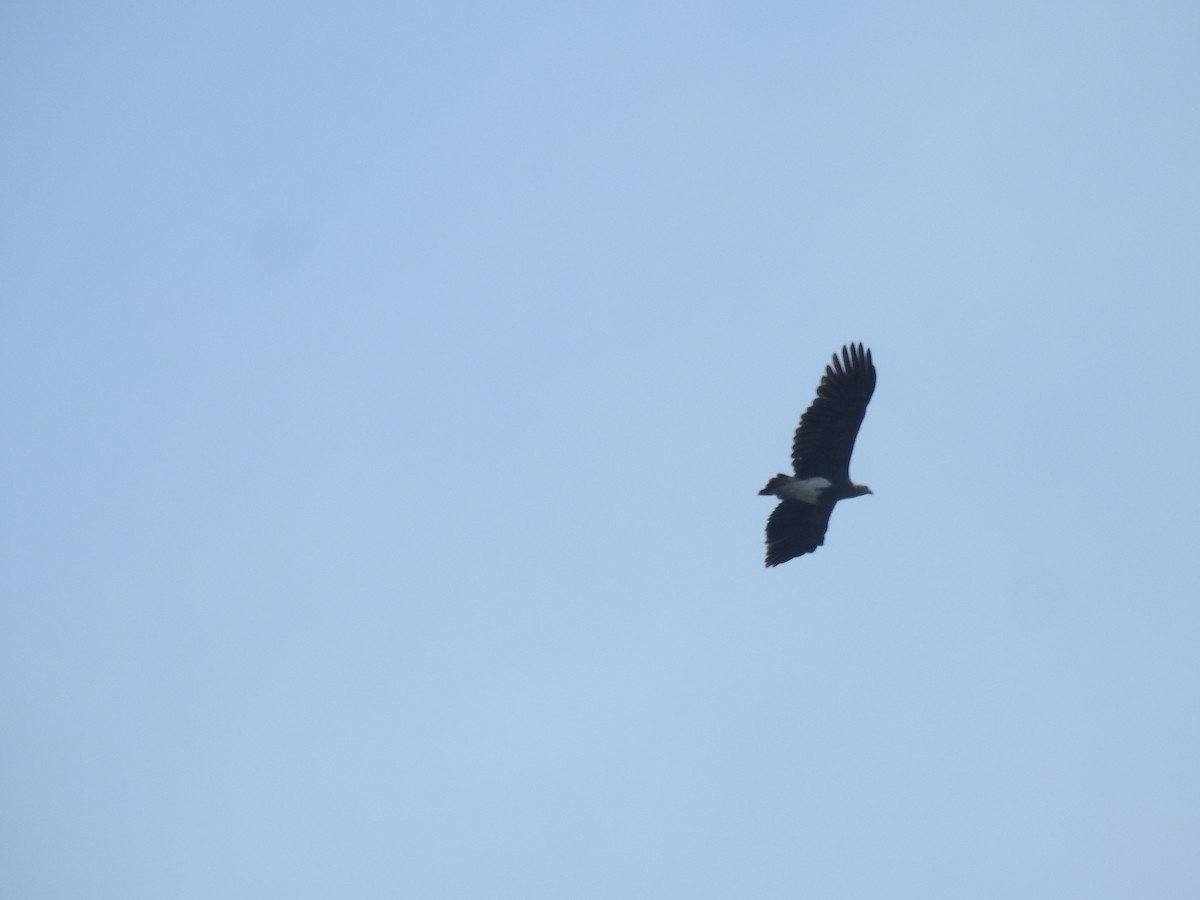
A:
[759, 343, 876, 566]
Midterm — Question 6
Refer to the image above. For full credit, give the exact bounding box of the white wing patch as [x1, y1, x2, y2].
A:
[779, 476, 832, 504]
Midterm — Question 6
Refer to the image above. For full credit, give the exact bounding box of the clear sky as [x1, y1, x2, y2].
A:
[3, 2, 1199, 898]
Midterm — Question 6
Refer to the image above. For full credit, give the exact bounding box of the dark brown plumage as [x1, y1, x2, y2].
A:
[759, 343, 876, 566]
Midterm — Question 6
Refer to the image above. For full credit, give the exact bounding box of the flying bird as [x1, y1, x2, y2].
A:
[759, 343, 876, 566]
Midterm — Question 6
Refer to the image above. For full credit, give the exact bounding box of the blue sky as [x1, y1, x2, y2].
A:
[3, 2, 1199, 897]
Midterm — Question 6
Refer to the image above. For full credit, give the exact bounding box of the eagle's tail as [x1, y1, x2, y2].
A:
[758, 473, 794, 496]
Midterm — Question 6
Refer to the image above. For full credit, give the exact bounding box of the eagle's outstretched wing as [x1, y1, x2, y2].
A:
[764, 498, 836, 567]
[791, 343, 876, 480]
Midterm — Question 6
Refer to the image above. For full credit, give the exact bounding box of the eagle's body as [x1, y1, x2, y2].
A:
[760, 343, 875, 566]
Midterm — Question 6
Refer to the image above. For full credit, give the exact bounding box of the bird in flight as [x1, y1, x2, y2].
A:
[759, 343, 876, 566]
